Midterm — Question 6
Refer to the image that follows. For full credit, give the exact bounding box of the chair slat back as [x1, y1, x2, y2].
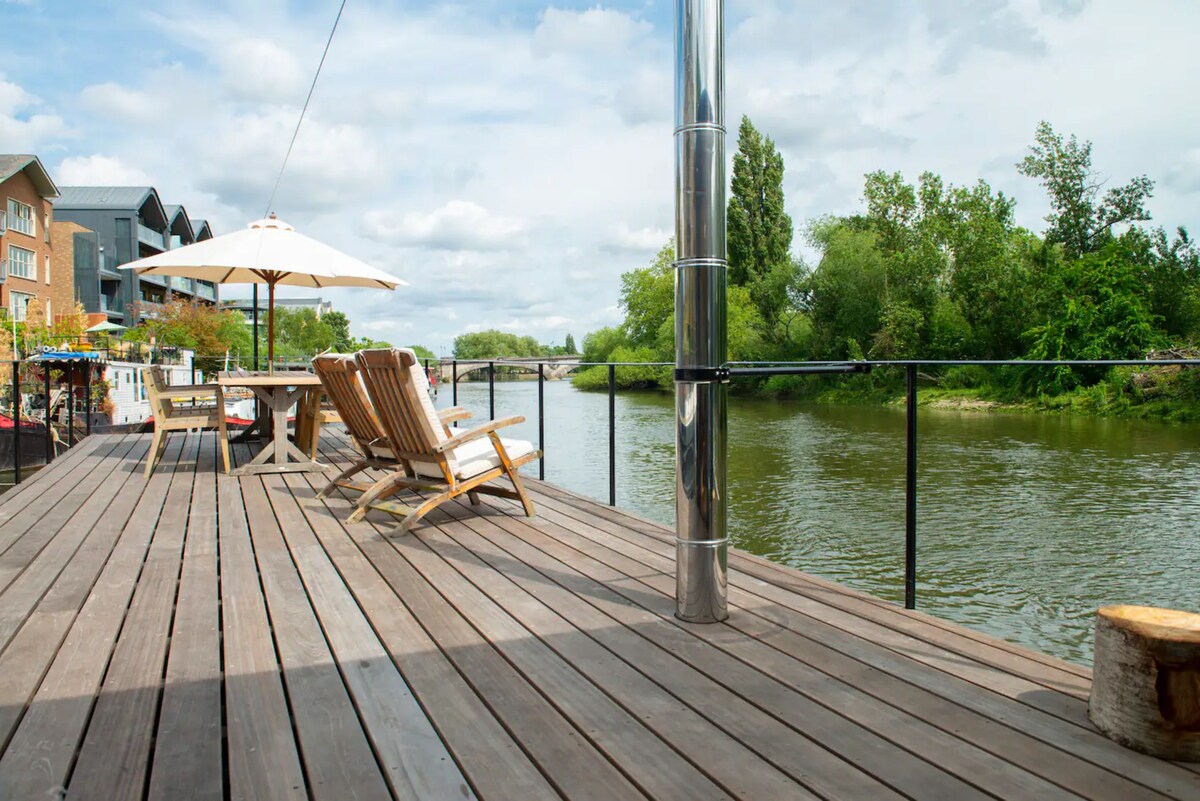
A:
[312, 354, 383, 456]
[355, 348, 451, 470]
[142, 365, 172, 418]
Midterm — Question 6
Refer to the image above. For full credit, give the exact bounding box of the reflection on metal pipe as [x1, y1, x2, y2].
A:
[674, 0, 728, 623]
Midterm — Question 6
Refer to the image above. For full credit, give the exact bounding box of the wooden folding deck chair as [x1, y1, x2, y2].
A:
[347, 348, 540, 531]
[311, 353, 471, 499]
[143, 365, 231, 478]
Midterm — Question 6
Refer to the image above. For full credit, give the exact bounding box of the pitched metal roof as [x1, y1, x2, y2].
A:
[191, 218, 213, 240]
[163, 204, 195, 240]
[0, 154, 60, 198]
[56, 186, 157, 209]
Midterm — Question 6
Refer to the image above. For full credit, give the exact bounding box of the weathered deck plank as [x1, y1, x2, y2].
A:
[0, 434, 179, 799]
[148, 433, 224, 801]
[69, 433, 201, 800]
[0, 431, 1193, 801]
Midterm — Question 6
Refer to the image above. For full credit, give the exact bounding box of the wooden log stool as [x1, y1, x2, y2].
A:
[1089, 605, 1200, 761]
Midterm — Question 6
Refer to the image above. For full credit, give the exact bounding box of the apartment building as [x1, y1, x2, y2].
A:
[55, 187, 219, 325]
[0, 155, 60, 323]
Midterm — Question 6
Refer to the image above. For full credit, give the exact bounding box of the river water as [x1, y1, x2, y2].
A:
[436, 379, 1200, 665]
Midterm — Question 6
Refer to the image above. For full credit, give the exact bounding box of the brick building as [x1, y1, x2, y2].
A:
[0, 155, 60, 322]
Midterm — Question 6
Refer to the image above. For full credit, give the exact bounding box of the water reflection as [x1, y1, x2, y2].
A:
[438, 380, 1200, 665]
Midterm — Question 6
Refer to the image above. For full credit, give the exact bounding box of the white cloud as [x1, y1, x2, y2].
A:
[216, 38, 306, 103]
[79, 83, 158, 123]
[362, 201, 528, 251]
[56, 154, 153, 185]
[533, 7, 652, 58]
[0, 77, 69, 151]
[607, 223, 671, 254]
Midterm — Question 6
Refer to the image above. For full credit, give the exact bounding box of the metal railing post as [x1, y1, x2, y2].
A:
[12, 361, 20, 485]
[488, 361, 495, 421]
[43, 365, 51, 463]
[451, 360, 458, 425]
[905, 364, 918, 610]
[608, 363, 616, 506]
[84, 362, 92, 436]
[66, 361, 74, 448]
[538, 362, 545, 480]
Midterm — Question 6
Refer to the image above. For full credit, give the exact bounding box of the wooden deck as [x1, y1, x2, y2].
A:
[0, 429, 1194, 801]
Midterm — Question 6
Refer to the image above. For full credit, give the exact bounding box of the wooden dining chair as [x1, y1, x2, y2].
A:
[143, 365, 231, 477]
[311, 353, 470, 499]
[348, 348, 539, 531]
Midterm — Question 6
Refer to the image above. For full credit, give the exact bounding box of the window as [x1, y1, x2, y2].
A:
[44, 211, 49, 243]
[9, 291, 34, 322]
[6, 199, 34, 237]
[44, 254, 50, 284]
[7, 244, 34, 279]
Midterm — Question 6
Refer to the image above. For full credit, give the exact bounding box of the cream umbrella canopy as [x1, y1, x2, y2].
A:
[119, 216, 405, 363]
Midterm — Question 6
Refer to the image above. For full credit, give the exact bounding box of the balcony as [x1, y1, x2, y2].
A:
[195, 281, 217, 301]
[137, 223, 165, 251]
[169, 276, 193, 293]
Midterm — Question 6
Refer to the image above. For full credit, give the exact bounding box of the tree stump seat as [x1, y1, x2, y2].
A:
[1089, 605, 1200, 762]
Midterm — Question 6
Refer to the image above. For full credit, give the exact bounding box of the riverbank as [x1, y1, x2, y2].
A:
[572, 361, 1200, 423]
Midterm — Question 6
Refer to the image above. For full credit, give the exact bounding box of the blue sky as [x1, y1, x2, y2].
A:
[3, 0, 1199, 353]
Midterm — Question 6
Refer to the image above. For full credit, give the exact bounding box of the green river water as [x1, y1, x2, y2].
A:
[437, 379, 1200, 665]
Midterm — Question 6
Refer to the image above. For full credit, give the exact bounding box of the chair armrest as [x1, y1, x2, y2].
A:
[438, 406, 472, 423]
[168, 384, 221, 395]
[434, 416, 525, 452]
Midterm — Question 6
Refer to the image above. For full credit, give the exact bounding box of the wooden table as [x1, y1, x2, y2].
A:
[217, 370, 328, 475]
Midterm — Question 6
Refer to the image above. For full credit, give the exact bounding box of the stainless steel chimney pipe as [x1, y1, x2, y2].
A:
[674, 0, 728, 622]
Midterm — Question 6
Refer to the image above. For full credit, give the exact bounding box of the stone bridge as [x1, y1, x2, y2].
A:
[429, 356, 581, 382]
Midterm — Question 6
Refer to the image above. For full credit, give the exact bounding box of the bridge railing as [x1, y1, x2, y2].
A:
[420, 355, 1200, 610]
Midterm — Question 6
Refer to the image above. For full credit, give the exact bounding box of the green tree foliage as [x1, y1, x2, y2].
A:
[728, 116, 792, 284]
[1025, 239, 1164, 391]
[563, 333, 577, 354]
[322, 310, 354, 351]
[453, 330, 544, 359]
[577, 120, 1200, 406]
[620, 243, 674, 349]
[125, 299, 252, 358]
[727, 117, 800, 339]
[581, 326, 628, 363]
[1017, 121, 1155, 260]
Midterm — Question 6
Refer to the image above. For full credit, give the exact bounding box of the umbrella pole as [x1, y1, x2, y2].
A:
[267, 279, 276, 370]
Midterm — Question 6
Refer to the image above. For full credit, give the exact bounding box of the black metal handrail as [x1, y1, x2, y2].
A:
[420, 354, 1200, 610]
[2, 357, 104, 488]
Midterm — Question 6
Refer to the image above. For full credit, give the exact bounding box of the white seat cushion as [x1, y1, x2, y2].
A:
[376, 435, 536, 481]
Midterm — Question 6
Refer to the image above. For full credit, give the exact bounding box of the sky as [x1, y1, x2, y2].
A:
[2, 0, 1199, 354]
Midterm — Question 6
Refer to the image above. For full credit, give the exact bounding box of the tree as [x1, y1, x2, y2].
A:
[322, 310, 353, 351]
[1025, 238, 1163, 390]
[580, 327, 628, 363]
[1017, 121, 1155, 260]
[727, 117, 798, 338]
[619, 243, 674, 349]
[564, 333, 577, 354]
[408, 344, 436, 360]
[273, 307, 336, 360]
[728, 116, 792, 286]
[453, 330, 543, 359]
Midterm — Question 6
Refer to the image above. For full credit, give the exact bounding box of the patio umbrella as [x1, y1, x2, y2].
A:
[85, 321, 126, 333]
[119, 215, 405, 363]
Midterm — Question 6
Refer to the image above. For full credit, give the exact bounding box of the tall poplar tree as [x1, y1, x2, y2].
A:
[727, 116, 793, 286]
[726, 116, 797, 341]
